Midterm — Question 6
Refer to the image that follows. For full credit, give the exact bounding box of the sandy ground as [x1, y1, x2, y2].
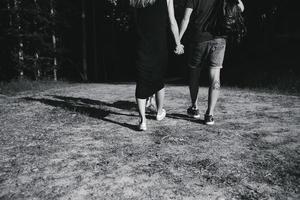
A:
[0, 84, 299, 200]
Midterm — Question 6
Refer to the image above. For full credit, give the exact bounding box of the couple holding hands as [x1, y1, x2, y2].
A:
[132, 0, 244, 131]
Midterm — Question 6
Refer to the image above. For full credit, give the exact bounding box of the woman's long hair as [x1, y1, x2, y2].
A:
[130, 0, 157, 8]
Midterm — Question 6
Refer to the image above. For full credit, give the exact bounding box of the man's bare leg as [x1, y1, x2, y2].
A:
[207, 68, 221, 116]
[189, 67, 201, 108]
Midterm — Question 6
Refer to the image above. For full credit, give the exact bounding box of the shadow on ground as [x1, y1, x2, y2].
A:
[23, 96, 138, 131]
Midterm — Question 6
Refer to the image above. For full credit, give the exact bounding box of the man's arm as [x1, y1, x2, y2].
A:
[237, 0, 244, 12]
[179, 8, 193, 40]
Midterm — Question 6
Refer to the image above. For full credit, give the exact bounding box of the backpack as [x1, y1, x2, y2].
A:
[205, 0, 247, 44]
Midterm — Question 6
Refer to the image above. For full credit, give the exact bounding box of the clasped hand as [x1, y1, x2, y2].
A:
[174, 44, 184, 55]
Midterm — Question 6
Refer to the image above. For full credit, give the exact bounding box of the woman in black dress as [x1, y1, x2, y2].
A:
[131, 0, 184, 131]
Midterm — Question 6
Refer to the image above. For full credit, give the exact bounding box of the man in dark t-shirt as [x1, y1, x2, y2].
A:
[179, 0, 244, 125]
[184, 0, 217, 43]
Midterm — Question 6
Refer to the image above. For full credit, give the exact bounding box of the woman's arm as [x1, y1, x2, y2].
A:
[166, 0, 181, 47]
[179, 8, 193, 40]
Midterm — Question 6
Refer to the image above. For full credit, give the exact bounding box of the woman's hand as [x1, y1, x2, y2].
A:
[174, 44, 184, 55]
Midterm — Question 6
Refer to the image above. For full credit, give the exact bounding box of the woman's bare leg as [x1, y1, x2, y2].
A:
[155, 88, 165, 114]
[136, 98, 147, 124]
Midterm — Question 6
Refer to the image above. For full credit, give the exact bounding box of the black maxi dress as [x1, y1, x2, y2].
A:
[135, 0, 168, 99]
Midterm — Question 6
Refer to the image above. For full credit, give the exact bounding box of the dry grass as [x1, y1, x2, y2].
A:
[0, 79, 70, 96]
[0, 83, 299, 200]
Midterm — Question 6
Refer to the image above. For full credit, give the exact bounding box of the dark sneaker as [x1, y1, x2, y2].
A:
[204, 114, 215, 125]
[187, 106, 201, 119]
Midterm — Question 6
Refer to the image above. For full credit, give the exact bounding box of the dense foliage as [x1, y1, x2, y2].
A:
[1, 0, 298, 89]
[1, 0, 67, 81]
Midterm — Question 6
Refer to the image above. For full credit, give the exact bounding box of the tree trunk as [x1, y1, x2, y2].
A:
[92, 0, 98, 81]
[34, 0, 40, 80]
[81, 0, 88, 81]
[100, 1, 107, 81]
[7, 0, 12, 26]
[14, 0, 24, 79]
[52, 34, 58, 81]
[50, 0, 58, 81]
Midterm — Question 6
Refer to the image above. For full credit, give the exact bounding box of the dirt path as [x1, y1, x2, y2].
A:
[0, 84, 299, 200]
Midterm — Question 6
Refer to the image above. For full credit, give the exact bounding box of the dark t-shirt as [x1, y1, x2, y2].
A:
[185, 0, 218, 43]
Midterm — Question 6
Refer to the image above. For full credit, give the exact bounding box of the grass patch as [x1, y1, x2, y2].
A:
[0, 78, 70, 96]
[0, 84, 299, 199]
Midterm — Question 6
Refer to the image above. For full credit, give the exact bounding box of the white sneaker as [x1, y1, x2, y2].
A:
[138, 121, 147, 131]
[156, 109, 166, 121]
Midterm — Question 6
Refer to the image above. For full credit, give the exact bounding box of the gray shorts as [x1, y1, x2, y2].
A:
[188, 38, 226, 69]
